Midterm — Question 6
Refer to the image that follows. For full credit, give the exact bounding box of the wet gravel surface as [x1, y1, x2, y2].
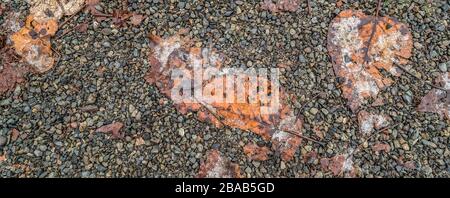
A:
[0, 0, 449, 178]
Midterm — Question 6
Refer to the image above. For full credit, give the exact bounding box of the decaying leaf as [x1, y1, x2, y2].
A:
[10, 15, 58, 73]
[197, 149, 242, 178]
[0, 155, 6, 162]
[372, 143, 390, 153]
[145, 34, 303, 161]
[0, 47, 29, 96]
[28, 0, 85, 22]
[260, 0, 300, 13]
[358, 110, 391, 134]
[96, 122, 124, 139]
[85, 0, 100, 14]
[328, 10, 413, 112]
[111, 9, 132, 27]
[243, 143, 271, 161]
[417, 73, 450, 120]
[7, 0, 85, 74]
[320, 153, 356, 177]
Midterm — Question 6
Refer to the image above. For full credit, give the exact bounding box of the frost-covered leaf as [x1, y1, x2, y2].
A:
[417, 73, 450, 120]
[320, 153, 356, 177]
[28, 0, 85, 22]
[145, 34, 303, 161]
[358, 110, 391, 134]
[10, 16, 57, 73]
[327, 10, 413, 112]
[197, 149, 241, 178]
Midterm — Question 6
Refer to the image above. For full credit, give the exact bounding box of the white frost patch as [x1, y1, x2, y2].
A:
[153, 38, 181, 71]
[331, 16, 363, 73]
[206, 154, 227, 178]
[358, 110, 391, 134]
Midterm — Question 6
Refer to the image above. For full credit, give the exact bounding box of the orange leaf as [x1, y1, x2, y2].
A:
[243, 143, 271, 161]
[327, 10, 413, 111]
[145, 34, 303, 161]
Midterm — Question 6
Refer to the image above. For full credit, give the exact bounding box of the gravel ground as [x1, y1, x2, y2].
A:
[0, 0, 449, 178]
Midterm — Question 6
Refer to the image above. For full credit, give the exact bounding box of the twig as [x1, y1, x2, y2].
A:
[396, 64, 446, 91]
[375, 0, 382, 17]
[55, 25, 77, 40]
[284, 129, 325, 146]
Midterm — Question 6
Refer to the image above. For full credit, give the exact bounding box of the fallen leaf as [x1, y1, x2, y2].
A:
[8, 0, 85, 74]
[0, 155, 6, 162]
[358, 110, 391, 134]
[96, 122, 124, 139]
[28, 0, 85, 23]
[130, 14, 144, 26]
[85, 0, 100, 14]
[320, 153, 356, 177]
[303, 151, 317, 163]
[0, 48, 29, 95]
[372, 143, 390, 153]
[111, 9, 132, 27]
[11, 15, 57, 73]
[417, 72, 450, 120]
[10, 128, 20, 142]
[260, 0, 300, 13]
[145, 34, 303, 161]
[243, 143, 271, 161]
[197, 149, 242, 178]
[327, 10, 413, 112]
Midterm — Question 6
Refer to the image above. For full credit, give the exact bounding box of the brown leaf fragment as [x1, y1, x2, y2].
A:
[320, 153, 356, 177]
[111, 9, 132, 27]
[358, 110, 391, 134]
[10, 128, 20, 142]
[336, 0, 343, 8]
[130, 14, 144, 26]
[85, 0, 100, 14]
[372, 143, 390, 153]
[28, 0, 85, 22]
[197, 149, 242, 178]
[96, 122, 124, 139]
[0, 48, 29, 96]
[327, 10, 413, 112]
[0, 155, 6, 162]
[243, 143, 271, 161]
[260, 0, 299, 13]
[145, 34, 303, 161]
[417, 72, 450, 120]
